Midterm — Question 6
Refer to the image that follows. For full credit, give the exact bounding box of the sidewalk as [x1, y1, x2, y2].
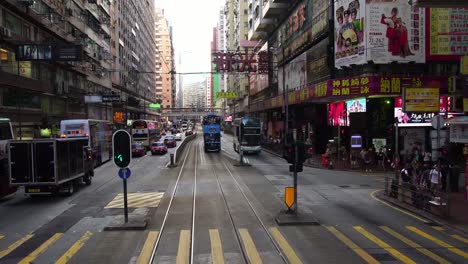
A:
[378, 190, 468, 234]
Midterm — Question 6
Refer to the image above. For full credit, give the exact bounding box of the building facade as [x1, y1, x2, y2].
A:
[155, 8, 174, 110]
[183, 80, 207, 110]
[247, 0, 466, 163]
[0, 0, 115, 138]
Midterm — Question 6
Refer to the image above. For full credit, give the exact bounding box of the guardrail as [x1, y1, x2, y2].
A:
[169, 133, 197, 167]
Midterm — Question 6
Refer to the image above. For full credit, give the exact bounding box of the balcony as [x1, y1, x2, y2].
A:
[262, 0, 288, 19]
[248, 16, 271, 41]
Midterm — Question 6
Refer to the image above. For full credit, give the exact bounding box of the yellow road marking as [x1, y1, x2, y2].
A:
[451, 234, 468, 244]
[209, 229, 224, 264]
[18, 233, 64, 264]
[55, 231, 92, 264]
[176, 230, 190, 264]
[326, 226, 379, 264]
[370, 190, 430, 223]
[380, 226, 449, 264]
[269, 227, 302, 264]
[354, 226, 416, 264]
[0, 234, 34, 259]
[105, 192, 164, 208]
[238, 228, 262, 264]
[0, 235, 4, 240]
[432, 226, 446, 232]
[137, 231, 159, 264]
[407, 226, 468, 258]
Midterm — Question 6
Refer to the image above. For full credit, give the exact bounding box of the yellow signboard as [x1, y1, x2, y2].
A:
[216, 92, 238, 99]
[404, 88, 439, 112]
[461, 56, 468, 75]
[284, 187, 295, 209]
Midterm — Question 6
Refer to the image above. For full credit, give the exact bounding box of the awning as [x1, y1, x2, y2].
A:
[447, 116, 468, 125]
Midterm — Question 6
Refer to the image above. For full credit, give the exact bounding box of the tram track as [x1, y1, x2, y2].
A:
[148, 136, 291, 263]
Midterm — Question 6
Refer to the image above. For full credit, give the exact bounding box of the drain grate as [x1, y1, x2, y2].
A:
[339, 185, 350, 188]
[370, 253, 396, 261]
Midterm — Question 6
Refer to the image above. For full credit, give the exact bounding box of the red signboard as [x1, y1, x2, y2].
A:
[212, 50, 268, 73]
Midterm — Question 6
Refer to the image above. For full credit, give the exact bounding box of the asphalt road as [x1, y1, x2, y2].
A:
[0, 130, 467, 264]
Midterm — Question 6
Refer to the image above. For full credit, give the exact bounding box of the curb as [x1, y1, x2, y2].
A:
[375, 190, 468, 235]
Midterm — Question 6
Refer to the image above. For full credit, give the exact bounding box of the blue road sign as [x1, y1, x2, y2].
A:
[118, 168, 131, 180]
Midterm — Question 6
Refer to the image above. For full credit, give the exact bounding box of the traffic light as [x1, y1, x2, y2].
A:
[283, 142, 310, 165]
[113, 130, 131, 168]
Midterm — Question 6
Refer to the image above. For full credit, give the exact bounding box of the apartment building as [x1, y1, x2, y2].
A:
[155, 8, 174, 110]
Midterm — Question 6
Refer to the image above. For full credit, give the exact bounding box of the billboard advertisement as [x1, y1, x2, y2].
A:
[366, 0, 425, 64]
[334, 0, 367, 68]
[403, 87, 439, 112]
[346, 98, 367, 113]
[427, 8, 468, 61]
[279, 53, 307, 93]
[328, 102, 348, 126]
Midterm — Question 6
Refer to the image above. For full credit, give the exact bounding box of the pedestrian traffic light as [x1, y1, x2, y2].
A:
[283, 142, 310, 165]
[112, 130, 131, 168]
[284, 144, 295, 164]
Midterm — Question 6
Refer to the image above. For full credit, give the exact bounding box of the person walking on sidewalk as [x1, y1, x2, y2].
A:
[429, 164, 442, 193]
[363, 148, 373, 172]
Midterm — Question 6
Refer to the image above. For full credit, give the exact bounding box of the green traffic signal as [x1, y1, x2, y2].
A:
[113, 130, 131, 168]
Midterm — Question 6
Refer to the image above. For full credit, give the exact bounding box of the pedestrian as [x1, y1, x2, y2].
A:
[350, 150, 358, 169]
[363, 148, 373, 172]
[400, 163, 413, 202]
[377, 148, 385, 171]
[429, 164, 442, 193]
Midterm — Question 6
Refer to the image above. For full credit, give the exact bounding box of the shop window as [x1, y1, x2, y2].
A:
[22, 24, 31, 40]
[0, 49, 8, 61]
[2, 88, 41, 109]
[3, 10, 22, 36]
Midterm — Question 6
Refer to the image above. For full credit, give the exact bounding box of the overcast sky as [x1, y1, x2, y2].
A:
[155, 0, 224, 84]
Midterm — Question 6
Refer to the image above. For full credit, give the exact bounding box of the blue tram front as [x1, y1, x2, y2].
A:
[202, 114, 221, 152]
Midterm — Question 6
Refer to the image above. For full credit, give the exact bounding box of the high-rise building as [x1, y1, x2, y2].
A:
[206, 75, 212, 108]
[0, 0, 114, 138]
[176, 53, 184, 108]
[183, 80, 206, 109]
[111, 0, 157, 121]
[155, 8, 174, 110]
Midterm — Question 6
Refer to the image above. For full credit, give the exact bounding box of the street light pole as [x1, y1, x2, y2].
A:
[281, 35, 288, 146]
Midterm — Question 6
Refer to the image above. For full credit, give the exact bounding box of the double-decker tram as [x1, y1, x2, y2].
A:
[202, 114, 221, 152]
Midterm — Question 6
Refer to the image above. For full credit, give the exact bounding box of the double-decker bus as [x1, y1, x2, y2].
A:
[0, 118, 16, 198]
[60, 119, 113, 166]
[131, 119, 160, 150]
[202, 114, 221, 152]
[233, 116, 262, 154]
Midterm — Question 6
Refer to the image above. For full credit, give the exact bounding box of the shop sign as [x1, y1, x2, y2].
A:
[403, 88, 439, 112]
[334, 0, 366, 68]
[216, 92, 238, 99]
[102, 95, 121, 103]
[277, 0, 328, 64]
[366, 0, 425, 64]
[427, 8, 468, 61]
[212, 50, 268, 73]
[306, 38, 330, 84]
[461, 55, 468, 75]
[114, 112, 124, 123]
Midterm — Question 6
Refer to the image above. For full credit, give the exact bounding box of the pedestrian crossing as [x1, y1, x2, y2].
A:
[0, 225, 466, 263]
[104, 192, 164, 209]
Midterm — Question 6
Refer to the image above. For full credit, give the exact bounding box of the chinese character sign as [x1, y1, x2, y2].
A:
[334, 0, 367, 68]
[366, 0, 425, 64]
[212, 50, 268, 73]
[428, 8, 468, 60]
[403, 88, 440, 112]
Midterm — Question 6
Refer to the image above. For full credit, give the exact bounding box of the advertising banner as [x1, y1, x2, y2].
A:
[366, 0, 425, 64]
[279, 53, 307, 92]
[334, 0, 367, 68]
[427, 8, 468, 61]
[306, 38, 330, 84]
[403, 87, 439, 112]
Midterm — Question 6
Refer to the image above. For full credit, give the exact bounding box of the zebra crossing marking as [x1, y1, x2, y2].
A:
[105, 192, 164, 208]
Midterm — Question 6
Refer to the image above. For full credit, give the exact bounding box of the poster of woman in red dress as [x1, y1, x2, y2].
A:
[380, 7, 414, 58]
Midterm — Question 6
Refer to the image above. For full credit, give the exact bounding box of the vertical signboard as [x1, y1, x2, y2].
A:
[427, 8, 468, 61]
[334, 0, 367, 68]
[366, 0, 425, 64]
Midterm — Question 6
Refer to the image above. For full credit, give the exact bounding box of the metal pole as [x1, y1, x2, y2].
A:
[17, 62, 22, 140]
[123, 177, 128, 223]
[395, 118, 399, 180]
[337, 117, 341, 162]
[437, 115, 441, 162]
[293, 129, 298, 213]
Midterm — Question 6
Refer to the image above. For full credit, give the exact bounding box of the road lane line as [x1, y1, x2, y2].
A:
[370, 190, 430, 224]
[176, 230, 190, 264]
[380, 226, 449, 264]
[406, 226, 468, 258]
[269, 227, 303, 264]
[0, 235, 3, 240]
[451, 234, 468, 244]
[238, 229, 262, 264]
[18, 233, 64, 264]
[55, 231, 92, 264]
[432, 226, 446, 232]
[136, 231, 159, 264]
[0, 234, 34, 259]
[209, 229, 224, 264]
[326, 226, 378, 264]
[354, 226, 416, 264]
